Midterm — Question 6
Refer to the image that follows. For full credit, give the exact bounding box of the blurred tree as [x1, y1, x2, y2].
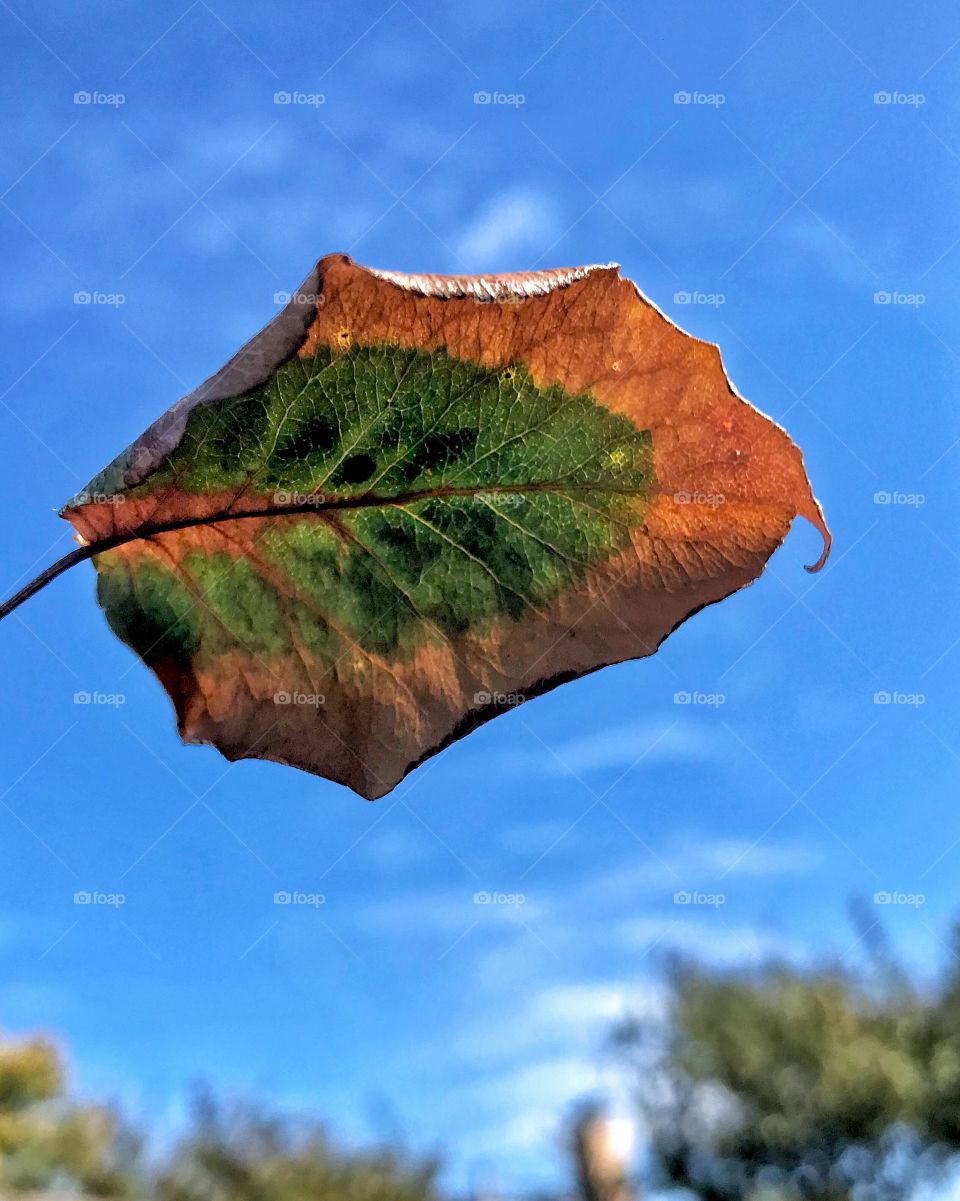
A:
[0, 1030, 140, 1195]
[154, 1091, 440, 1201]
[615, 925, 960, 1201]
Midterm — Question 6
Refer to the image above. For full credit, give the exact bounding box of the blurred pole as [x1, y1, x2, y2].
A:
[571, 1109, 637, 1201]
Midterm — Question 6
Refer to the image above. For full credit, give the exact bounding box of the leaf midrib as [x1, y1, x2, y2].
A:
[2, 478, 661, 625]
[73, 479, 662, 556]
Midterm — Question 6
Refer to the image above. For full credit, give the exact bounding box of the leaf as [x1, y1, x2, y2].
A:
[59, 255, 830, 800]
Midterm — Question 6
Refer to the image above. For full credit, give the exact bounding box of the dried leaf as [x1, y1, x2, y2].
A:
[60, 255, 830, 799]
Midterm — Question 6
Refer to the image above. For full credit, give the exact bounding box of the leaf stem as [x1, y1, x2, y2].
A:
[0, 544, 100, 622]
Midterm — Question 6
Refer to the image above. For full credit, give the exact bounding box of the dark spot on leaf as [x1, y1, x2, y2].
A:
[272, 412, 339, 463]
[340, 453, 377, 485]
[374, 519, 442, 585]
[412, 428, 479, 476]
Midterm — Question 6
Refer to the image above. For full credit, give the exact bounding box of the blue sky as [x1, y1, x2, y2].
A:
[0, 0, 957, 1193]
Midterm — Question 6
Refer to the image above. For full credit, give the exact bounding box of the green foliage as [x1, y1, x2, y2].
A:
[0, 1034, 438, 1201]
[0, 1031, 140, 1196]
[154, 1092, 439, 1201]
[619, 931, 960, 1201]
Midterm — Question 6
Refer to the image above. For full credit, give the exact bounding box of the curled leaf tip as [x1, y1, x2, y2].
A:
[804, 505, 833, 573]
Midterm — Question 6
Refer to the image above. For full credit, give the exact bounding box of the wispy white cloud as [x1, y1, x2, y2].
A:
[686, 837, 823, 878]
[619, 914, 808, 966]
[498, 817, 581, 857]
[357, 825, 438, 873]
[588, 836, 824, 901]
[450, 981, 657, 1181]
[455, 979, 666, 1066]
[609, 168, 746, 243]
[454, 1054, 628, 1171]
[456, 187, 560, 270]
[528, 980, 663, 1029]
[532, 718, 718, 777]
[355, 885, 547, 940]
[775, 211, 873, 289]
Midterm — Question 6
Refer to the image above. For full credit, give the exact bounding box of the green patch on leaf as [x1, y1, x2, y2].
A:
[102, 342, 656, 660]
[135, 343, 654, 503]
[95, 556, 201, 664]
